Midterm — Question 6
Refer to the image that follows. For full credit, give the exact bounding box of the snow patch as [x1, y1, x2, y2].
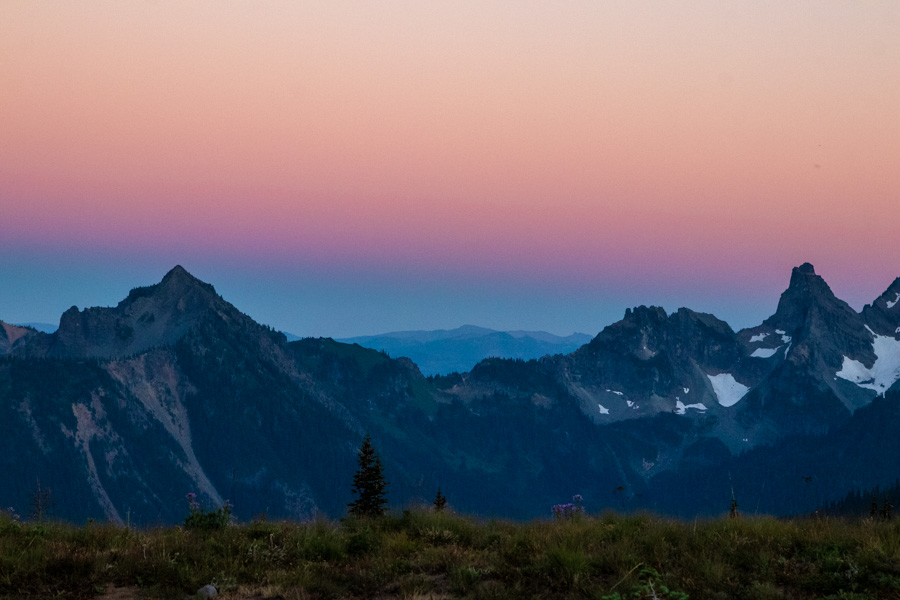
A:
[886, 292, 900, 309]
[749, 333, 768, 343]
[605, 389, 624, 396]
[674, 400, 708, 415]
[626, 400, 634, 407]
[781, 334, 792, 344]
[683, 387, 690, 394]
[784, 343, 792, 358]
[775, 329, 786, 335]
[597, 404, 610, 415]
[707, 373, 750, 407]
[751, 346, 781, 358]
[835, 332, 900, 395]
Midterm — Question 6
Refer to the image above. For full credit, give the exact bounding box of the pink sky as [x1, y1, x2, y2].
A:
[1, 2, 898, 336]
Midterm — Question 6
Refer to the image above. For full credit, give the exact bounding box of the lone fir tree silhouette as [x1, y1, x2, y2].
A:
[348, 433, 388, 518]
[433, 487, 447, 512]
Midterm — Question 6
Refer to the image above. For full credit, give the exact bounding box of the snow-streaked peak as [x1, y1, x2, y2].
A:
[886, 292, 900, 309]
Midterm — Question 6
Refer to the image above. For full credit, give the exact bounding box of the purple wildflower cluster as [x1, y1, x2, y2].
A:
[552, 494, 585, 520]
[186, 492, 200, 511]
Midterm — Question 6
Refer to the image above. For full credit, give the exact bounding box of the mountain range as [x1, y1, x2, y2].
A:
[1, 263, 899, 524]
[337, 326, 592, 375]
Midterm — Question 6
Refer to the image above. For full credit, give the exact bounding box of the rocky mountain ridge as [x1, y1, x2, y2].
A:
[1, 263, 899, 524]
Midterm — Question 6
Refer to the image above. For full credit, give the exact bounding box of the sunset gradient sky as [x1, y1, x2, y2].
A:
[2, 2, 899, 337]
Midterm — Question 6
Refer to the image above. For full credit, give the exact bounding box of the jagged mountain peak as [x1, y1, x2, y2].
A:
[764, 263, 855, 332]
[166, 264, 189, 277]
[580, 303, 742, 375]
[607, 306, 734, 341]
[160, 265, 208, 290]
[121, 265, 217, 306]
[586, 305, 669, 351]
[19, 267, 238, 359]
[872, 277, 900, 308]
[671, 307, 735, 335]
[622, 305, 668, 325]
[861, 276, 900, 337]
[785, 262, 832, 299]
[744, 264, 878, 410]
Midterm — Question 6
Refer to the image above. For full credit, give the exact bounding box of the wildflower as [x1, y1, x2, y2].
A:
[573, 494, 585, 515]
[552, 495, 585, 521]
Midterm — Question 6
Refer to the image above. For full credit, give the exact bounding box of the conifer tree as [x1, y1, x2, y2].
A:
[433, 487, 447, 512]
[348, 433, 388, 518]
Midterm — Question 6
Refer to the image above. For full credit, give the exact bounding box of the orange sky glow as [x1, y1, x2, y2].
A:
[1, 2, 898, 336]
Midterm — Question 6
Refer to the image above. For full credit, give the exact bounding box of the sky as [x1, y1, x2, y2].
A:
[1, 2, 899, 338]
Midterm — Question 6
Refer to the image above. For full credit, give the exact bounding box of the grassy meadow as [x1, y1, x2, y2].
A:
[2, 509, 900, 599]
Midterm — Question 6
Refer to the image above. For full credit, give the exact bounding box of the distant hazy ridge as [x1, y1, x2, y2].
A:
[337, 325, 592, 375]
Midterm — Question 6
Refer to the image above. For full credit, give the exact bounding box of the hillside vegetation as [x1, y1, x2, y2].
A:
[2, 509, 900, 599]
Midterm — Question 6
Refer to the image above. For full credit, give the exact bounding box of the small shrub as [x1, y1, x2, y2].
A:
[183, 493, 232, 531]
